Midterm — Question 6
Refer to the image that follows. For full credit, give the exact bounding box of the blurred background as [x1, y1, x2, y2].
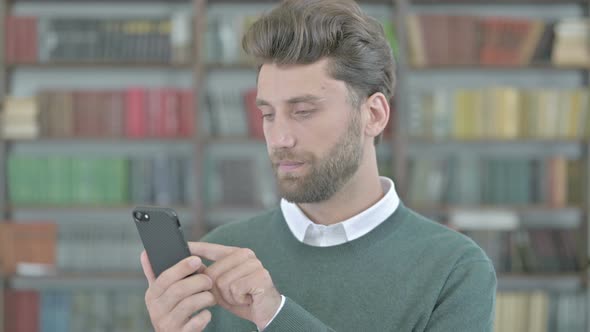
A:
[0, 0, 588, 331]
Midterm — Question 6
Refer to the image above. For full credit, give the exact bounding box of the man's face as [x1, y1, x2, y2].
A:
[256, 59, 364, 203]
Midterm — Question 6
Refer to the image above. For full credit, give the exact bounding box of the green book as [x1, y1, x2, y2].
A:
[46, 157, 72, 205]
[105, 158, 129, 204]
[8, 156, 25, 205]
[31, 157, 47, 205]
[380, 20, 399, 57]
[72, 158, 97, 205]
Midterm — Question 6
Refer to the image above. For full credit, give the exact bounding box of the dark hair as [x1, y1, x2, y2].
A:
[242, 0, 396, 143]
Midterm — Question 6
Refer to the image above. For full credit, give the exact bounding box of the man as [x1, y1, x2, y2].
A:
[140, 0, 497, 331]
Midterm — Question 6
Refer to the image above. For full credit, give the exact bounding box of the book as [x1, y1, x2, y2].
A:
[552, 18, 590, 67]
[0, 222, 57, 276]
[243, 88, 264, 139]
[4, 290, 39, 332]
[2, 96, 40, 139]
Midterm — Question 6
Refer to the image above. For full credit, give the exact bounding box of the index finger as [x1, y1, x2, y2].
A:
[189, 242, 238, 262]
[149, 256, 202, 299]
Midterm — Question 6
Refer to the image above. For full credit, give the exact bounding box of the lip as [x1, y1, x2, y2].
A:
[277, 161, 305, 172]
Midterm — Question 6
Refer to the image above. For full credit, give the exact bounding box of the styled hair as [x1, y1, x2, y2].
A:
[242, 0, 396, 143]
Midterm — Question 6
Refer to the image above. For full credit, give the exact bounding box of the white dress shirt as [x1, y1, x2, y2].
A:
[281, 176, 400, 246]
[262, 177, 400, 330]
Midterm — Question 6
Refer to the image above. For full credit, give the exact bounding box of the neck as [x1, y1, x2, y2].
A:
[297, 148, 384, 226]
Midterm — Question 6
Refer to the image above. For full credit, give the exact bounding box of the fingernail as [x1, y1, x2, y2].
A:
[189, 257, 201, 269]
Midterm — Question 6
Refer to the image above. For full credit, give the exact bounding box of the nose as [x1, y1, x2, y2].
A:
[265, 114, 296, 150]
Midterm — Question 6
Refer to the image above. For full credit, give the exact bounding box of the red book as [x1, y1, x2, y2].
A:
[23, 17, 37, 63]
[73, 91, 88, 137]
[157, 88, 180, 138]
[86, 91, 102, 137]
[178, 89, 195, 137]
[383, 101, 395, 139]
[125, 88, 147, 138]
[16, 17, 28, 64]
[95, 91, 110, 137]
[146, 89, 161, 137]
[480, 17, 532, 66]
[4, 290, 40, 332]
[105, 91, 125, 138]
[243, 88, 264, 139]
[4, 16, 16, 64]
[0, 222, 57, 276]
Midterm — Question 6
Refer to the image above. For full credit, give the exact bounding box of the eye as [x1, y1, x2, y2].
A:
[295, 110, 314, 118]
[261, 113, 275, 121]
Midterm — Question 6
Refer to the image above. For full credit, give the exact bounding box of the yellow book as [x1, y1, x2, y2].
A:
[482, 89, 496, 139]
[518, 90, 531, 138]
[491, 87, 520, 139]
[493, 293, 505, 332]
[453, 90, 467, 140]
[465, 89, 483, 140]
[566, 90, 577, 138]
[406, 15, 426, 67]
[528, 291, 549, 332]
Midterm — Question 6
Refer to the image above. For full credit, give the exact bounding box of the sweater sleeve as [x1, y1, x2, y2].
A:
[424, 259, 497, 332]
[263, 297, 336, 332]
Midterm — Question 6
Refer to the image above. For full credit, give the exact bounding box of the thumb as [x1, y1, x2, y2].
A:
[140, 251, 156, 285]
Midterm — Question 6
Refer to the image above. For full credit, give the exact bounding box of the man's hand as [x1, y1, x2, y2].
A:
[189, 242, 283, 330]
[140, 251, 216, 332]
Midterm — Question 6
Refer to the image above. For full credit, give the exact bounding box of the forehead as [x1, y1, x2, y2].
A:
[257, 59, 348, 103]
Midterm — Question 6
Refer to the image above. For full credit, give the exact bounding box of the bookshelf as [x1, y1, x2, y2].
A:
[0, 0, 589, 331]
[0, 0, 7, 331]
[0, 0, 206, 331]
[395, 0, 590, 330]
[9, 273, 148, 291]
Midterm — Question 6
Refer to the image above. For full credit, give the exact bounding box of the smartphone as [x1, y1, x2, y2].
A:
[132, 206, 192, 277]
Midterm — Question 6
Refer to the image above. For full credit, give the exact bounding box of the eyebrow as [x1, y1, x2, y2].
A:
[256, 94, 324, 107]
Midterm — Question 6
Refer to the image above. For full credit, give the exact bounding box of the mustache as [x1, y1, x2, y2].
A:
[270, 149, 310, 163]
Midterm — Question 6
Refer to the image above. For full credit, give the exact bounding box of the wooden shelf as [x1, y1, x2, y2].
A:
[9, 205, 194, 225]
[497, 274, 583, 292]
[207, 206, 271, 227]
[7, 62, 191, 70]
[409, 64, 588, 71]
[208, 0, 393, 3]
[7, 138, 193, 143]
[408, 140, 585, 159]
[7, 273, 583, 291]
[205, 137, 265, 144]
[8, 273, 147, 290]
[8, 139, 194, 156]
[410, 0, 585, 4]
[415, 205, 583, 229]
[206, 62, 258, 71]
[10, 0, 189, 3]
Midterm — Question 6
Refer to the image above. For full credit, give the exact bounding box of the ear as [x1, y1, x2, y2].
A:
[363, 92, 390, 140]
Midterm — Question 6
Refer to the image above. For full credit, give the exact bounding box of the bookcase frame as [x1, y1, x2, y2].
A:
[0, 1, 207, 331]
[395, 0, 590, 330]
[0, 0, 589, 331]
[0, 0, 7, 331]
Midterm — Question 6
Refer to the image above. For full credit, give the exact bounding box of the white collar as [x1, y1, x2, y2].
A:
[280, 177, 400, 246]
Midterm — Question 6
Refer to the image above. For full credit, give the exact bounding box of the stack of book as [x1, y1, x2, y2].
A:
[34, 88, 195, 139]
[408, 157, 583, 207]
[407, 87, 590, 140]
[4, 15, 192, 64]
[5, 289, 151, 332]
[552, 18, 590, 67]
[2, 97, 40, 139]
[0, 222, 57, 276]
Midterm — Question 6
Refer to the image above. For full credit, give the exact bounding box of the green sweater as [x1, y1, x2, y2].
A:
[201, 203, 496, 331]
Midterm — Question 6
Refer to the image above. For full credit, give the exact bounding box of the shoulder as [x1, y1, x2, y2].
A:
[200, 207, 282, 247]
[399, 206, 493, 268]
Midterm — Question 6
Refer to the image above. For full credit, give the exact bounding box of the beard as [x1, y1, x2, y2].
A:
[270, 113, 364, 203]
